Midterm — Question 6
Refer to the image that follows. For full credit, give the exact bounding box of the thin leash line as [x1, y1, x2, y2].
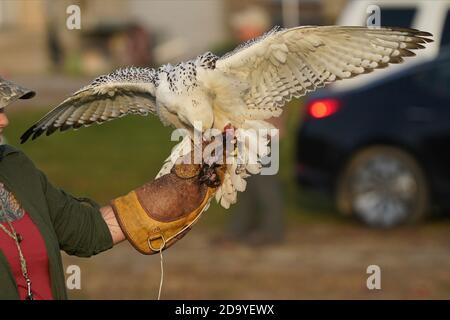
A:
[149, 198, 212, 301]
[158, 247, 164, 301]
[163, 198, 211, 244]
[148, 234, 166, 301]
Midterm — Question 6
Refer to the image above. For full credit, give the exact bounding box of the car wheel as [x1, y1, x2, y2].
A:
[336, 145, 430, 228]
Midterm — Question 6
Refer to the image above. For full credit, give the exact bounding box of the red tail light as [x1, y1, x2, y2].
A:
[306, 99, 340, 119]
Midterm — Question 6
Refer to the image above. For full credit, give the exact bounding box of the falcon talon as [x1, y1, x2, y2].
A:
[199, 164, 222, 188]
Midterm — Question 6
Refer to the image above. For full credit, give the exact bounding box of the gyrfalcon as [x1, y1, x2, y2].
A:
[20, 26, 433, 208]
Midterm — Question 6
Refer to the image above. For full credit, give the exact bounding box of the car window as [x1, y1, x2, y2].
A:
[413, 58, 450, 99]
[379, 8, 416, 28]
[440, 10, 450, 48]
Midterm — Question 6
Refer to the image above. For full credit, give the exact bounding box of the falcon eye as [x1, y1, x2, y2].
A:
[307, 99, 340, 119]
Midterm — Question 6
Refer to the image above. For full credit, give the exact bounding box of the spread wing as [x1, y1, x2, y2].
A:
[210, 25, 433, 209]
[20, 67, 157, 143]
[0, 77, 35, 109]
[215, 26, 433, 120]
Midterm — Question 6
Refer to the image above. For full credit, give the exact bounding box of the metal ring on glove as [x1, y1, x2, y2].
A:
[147, 232, 166, 252]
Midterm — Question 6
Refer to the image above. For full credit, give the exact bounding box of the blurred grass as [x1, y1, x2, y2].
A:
[5, 101, 341, 227]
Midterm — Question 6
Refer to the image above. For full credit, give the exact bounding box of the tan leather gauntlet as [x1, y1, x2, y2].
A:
[111, 163, 223, 254]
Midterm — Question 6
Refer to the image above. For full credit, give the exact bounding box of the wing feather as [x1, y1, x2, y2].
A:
[211, 25, 432, 209]
[20, 67, 157, 143]
[215, 26, 433, 121]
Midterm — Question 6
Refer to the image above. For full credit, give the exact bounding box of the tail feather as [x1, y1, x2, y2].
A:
[215, 120, 273, 209]
[155, 134, 192, 178]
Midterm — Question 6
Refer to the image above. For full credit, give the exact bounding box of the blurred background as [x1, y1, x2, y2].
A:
[1, 0, 450, 299]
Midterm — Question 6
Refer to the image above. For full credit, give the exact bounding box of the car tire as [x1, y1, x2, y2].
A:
[336, 145, 430, 228]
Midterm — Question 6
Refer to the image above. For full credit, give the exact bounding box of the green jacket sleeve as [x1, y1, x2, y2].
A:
[38, 170, 113, 257]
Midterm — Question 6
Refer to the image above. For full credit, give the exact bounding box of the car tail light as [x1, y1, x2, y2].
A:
[306, 99, 340, 119]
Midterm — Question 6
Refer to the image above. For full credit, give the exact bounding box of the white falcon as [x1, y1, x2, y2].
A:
[21, 26, 433, 208]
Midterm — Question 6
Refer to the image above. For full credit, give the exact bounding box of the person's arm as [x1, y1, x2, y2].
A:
[35, 144, 223, 256]
[38, 170, 114, 257]
[100, 205, 125, 245]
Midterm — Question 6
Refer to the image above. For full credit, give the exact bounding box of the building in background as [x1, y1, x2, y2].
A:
[0, 0, 49, 75]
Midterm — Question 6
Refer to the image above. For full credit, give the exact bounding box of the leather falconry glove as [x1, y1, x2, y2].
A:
[111, 160, 225, 255]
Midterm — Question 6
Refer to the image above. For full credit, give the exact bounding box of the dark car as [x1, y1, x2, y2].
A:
[296, 50, 450, 228]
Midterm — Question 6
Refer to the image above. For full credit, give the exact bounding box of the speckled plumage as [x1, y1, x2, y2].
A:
[21, 25, 433, 209]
